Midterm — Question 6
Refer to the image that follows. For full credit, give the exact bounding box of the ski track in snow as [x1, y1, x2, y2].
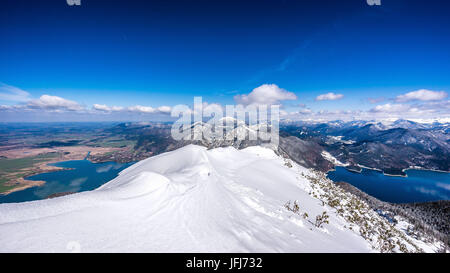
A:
[0, 145, 373, 252]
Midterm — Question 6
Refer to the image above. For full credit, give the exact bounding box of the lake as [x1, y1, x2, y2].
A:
[327, 167, 450, 203]
[0, 160, 134, 204]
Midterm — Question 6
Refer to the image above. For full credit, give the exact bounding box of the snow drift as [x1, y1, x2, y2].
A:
[0, 145, 434, 252]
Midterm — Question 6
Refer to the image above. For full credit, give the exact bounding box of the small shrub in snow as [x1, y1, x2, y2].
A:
[315, 211, 329, 228]
[284, 200, 300, 214]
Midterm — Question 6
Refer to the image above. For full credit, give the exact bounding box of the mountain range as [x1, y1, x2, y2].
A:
[281, 119, 450, 175]
[100, 119, 449, 176]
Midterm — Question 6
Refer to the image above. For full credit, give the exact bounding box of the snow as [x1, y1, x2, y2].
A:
[408, 117, 450, 124]
[393, 217, 441, 253]
[326, 135, 356, 145]
[0, 145, 384, 252]
[321, 150, 349, 167]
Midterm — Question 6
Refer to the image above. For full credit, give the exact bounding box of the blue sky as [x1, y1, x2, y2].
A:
[1, 0, 449, 122]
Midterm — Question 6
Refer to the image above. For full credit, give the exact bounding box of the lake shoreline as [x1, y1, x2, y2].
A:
[0, 160, 134, 203]
[1, 155, 137, 197]
[327, 166, 450, 204]
[326, 164, 450, 178]
[0, 146, 130, 196]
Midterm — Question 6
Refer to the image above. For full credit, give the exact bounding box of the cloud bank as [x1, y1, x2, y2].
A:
[1, 83, 449, 123]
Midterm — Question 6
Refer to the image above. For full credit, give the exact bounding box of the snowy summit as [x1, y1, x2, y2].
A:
[0, 145, 440, 252]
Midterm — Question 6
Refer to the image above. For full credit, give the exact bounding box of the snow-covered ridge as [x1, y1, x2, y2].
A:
[0, 145, 442, 252]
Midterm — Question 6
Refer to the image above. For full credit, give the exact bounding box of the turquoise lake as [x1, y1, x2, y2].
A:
[327, 167, 450, 203]
[0, 160, 134, 204]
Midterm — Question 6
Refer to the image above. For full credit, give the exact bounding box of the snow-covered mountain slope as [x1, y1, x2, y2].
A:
[0, 145, 441, 252]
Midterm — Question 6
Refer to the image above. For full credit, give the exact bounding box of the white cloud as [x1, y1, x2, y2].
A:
[279, 110, 289, 117]
[0, 83, 31, 102]
[27, 95, 83, 111]
[93, 104, 111, 111]
[315, 92, 344, 101]
[280, 108, 313, 117]
[0, 84, 86, 113]
[396, 89, 447, 102]
[408, 100, 450, 117]
[127, 105, 172, 114]
[127, 105, 157, 113]
[298, 108, 313, 114]
[363, 100, 450, 120]
[234, 84, 297, 105]
[157, 106, 172, 114]
[370, 103, 411, 113]
[111, 106, 125, 111]
[93, 104, 170, 114]
[93, 104, 124, 112]
[202, 102, 223, 114]
[0, 105, 14, 110]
